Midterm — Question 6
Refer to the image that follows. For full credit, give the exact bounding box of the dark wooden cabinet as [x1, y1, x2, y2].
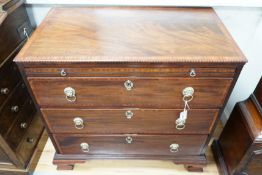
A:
[0, 1, 47, 174]
[212, 77, 262, 175]
[15, 7, 246, 172]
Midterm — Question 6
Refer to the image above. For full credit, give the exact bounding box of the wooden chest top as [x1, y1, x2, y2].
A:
[15, 7, 246, 63]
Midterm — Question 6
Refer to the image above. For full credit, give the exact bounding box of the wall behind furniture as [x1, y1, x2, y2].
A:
[214, 7, 262, 123]
[25, 4, 262, 124]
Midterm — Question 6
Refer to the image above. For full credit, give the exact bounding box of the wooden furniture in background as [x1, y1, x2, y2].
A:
[212, 77, 262, 175]
[15, 7, 246, 172]
[0, 0, 47, 174]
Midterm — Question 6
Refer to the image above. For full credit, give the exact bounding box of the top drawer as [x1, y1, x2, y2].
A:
[24, 67, 236, 78]
[28, 77, 232, 109]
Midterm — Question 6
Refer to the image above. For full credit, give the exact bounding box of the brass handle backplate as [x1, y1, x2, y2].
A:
[125, 110, 133, 119]
[124, 80, 134, 91]
[20, 122, 28, 129]
[64, 87, 77, 102]
[126, 136, 133, 144]
[11, 106, 19, 113]
[170, 143, 179, 153]
[182, 87, 194, 102]
[1, 88, 9, 95]
[80, 142, 89, 152]
[73, 117, 84, 129]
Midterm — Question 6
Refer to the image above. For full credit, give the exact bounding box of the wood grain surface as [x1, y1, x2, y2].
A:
[0, 60, 20, 106]
[53, 134, 207, 155]
[28, 77, 232, 109]
[15, 7, 246, 63]
[0, 82, 28, 135]
[5, 99, 35, 151]
[24, 66, 236, 77]
[14, 7, 247, 172]
[41, 108, 218, 134]
[0, 3, 30, 64]
[212, 93, 262, 175]
[32, 125, 222, 175]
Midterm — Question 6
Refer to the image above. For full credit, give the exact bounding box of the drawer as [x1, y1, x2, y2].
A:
[0, 82, 29, 134]
[240, 144, 262, 175]
[28, 77, 232, 108]
[6, 99, 36, 150]
[0, 60, 20, 106]
[16, 113, 44, 166]
[54, 134, 207, 156]
[24, 66, 236, 78]
[0, 4, 32, 64]
[42, 109, 219, 134]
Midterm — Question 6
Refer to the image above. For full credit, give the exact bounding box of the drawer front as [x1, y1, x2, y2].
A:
[54, 134, 207, 156]
[0, 61, 20, 106]
[25, 67, 236, 78]
[6, 99, 36, 150]
[16, 113, 44, 165]
[29, 77, 232, 108]
[42, 109, 218, 134]
[0, 82, 29, 134]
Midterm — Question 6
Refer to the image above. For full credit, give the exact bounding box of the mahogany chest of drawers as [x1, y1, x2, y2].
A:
[15, 7, 246, 172]
[0, 1, 46, 174]
[212, 77, 262, 175]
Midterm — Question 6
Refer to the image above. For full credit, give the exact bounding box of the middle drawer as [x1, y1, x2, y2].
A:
[41, 109, 218, 134]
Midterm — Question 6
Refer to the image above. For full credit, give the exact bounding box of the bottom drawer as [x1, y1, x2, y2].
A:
[54, 134, 207, 156]
[16, 113, 44, 166]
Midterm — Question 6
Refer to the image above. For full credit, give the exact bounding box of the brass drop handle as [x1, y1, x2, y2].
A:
[64, 87, 77, 102]
[125, 110, 133, 119]
[11, 106, 19, 113]
[124, 80, 134, 91]
[126, 136, 133, 144]
[80, 142, 89, 152]
[175, 87, 194, 130]
[20, 122, 28, 129]
[182, 87, 194, 102]
[176, 123, 186, 130]
[170, 143, 179, 153]
[1, 88, 9, 95]
[73, 117, 84, 129]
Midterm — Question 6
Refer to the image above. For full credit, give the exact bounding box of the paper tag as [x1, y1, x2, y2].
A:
[180, 110, 187, 120]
